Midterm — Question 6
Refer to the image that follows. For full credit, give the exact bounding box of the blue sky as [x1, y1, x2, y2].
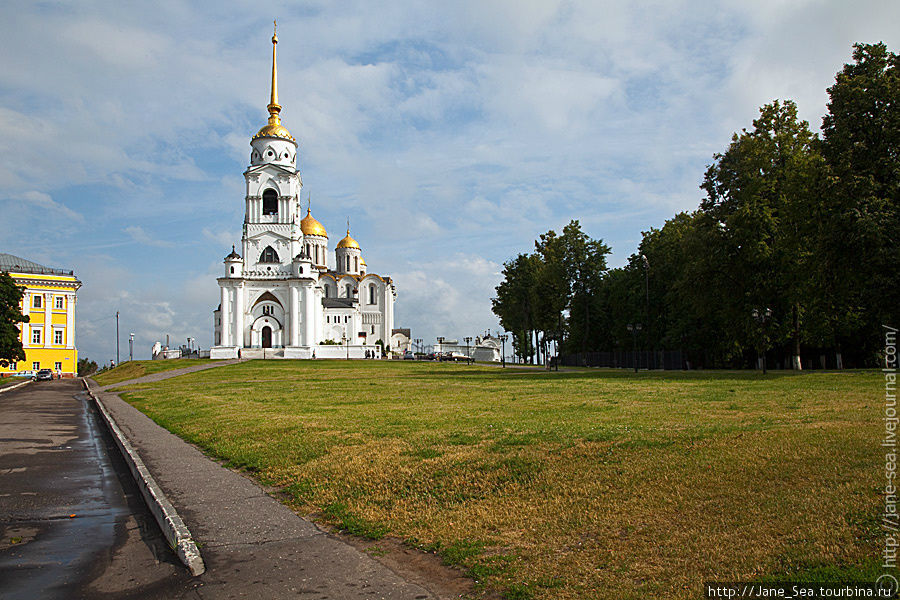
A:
[1, 1, 897, 362]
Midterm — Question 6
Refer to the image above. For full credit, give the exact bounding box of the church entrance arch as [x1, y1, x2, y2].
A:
[250, 315, 283, 348]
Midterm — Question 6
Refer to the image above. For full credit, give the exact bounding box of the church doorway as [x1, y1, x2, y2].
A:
[261, 326, 272, 348]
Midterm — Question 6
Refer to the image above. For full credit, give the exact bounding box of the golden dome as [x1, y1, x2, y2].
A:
[360, 257, 367, 266]
[252, 20, 295, 143]
[336, 229, 360, 249]
[300, 208, 328, 237]
[254, 122, 294, 142]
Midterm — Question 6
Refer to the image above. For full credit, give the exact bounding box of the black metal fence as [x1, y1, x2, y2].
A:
[560, 350, 686, 370]
[559, 348, 857, 370]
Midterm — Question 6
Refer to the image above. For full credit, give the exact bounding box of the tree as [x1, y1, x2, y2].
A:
[819, 42, 900, 361]
[534, 221, 610, 354]
[493, 253, 541, 363]
[0, 272, 29, 367]
[699, 99, 824, 369]
[77, 358, 98, 377]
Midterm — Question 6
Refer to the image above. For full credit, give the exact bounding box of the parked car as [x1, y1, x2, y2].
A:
[403, 350, 415, 360]
[36, 369, 54, 381]
[14, 370, 36, 379]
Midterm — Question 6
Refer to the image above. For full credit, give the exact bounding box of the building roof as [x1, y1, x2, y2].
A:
[0, 253, 74, 276]
[252, 24, 295, 143]
[392, 328, 411, 338]
[336, 229, 360, 249]
[322, 298, 357, 308]
[300, 208, 328, 237]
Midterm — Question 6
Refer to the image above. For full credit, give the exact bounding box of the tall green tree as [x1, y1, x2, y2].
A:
[819, 42, 900, 359]
[0, 272, 29, 367]
[492, 253, 541, 362]
[543, 221, 610, 354]
[699, 99, 824, 369]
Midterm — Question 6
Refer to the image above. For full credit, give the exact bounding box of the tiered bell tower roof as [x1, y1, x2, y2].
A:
[253, 21, 295, 143]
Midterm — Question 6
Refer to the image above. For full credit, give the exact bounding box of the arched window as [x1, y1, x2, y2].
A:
[306, 244, 310, 257]
[354, 256, 359, 272]
[345, 284, 352, 297]
[230, 266, 235, 274]
[262, 189, 278, 215]
[369, 284, 376, 304]
[260, 246, 280, 263]
[345, 256, 350, 271]
[324, 285, 330, 298]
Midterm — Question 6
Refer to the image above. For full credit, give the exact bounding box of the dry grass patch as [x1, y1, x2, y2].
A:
[117, 361, 881, 599]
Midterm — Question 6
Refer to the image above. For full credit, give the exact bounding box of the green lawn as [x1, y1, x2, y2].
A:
[115, 361, 882, 599]
[92, 359, 211, 386]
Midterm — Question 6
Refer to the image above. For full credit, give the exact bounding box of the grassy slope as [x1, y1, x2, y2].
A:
[116, 361, 881, 599]
[92, 359, 210, 386]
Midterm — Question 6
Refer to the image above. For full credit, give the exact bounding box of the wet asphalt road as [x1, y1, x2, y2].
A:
[0, 379, 196, 599]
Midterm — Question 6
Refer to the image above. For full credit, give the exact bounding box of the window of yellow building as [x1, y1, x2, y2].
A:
[55, 296, 64, 309]
[31, 329, 41, 344]
[54, 329, 63, 345]
[33, 295, 42, 309]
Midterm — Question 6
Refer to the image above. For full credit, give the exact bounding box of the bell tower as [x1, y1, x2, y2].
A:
[242, 20, 303, 275]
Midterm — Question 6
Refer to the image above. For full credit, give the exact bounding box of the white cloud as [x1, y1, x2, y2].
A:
[124, 226, 175, 248]
[21, 191, 85, 223]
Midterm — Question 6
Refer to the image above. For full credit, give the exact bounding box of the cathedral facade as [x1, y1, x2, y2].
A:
[210, 27, 396, 359]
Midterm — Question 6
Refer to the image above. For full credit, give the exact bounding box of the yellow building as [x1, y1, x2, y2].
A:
[1, 253, 81, 377]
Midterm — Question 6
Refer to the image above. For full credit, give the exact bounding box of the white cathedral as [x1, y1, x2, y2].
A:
[210, 27, 396, 360]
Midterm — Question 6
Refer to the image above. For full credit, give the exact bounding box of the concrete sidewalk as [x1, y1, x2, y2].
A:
[89, 381, 442, 599]
[95, 359, 241, 391]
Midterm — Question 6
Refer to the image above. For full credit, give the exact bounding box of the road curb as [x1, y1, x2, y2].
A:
[82, 379, 205, 576]
[0, 380, 32, 394]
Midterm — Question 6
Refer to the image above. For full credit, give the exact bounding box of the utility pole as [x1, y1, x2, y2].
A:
[116, 311, 120, 365]
[129, 332, 134, 362]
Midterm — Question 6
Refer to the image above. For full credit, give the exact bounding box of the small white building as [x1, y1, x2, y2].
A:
[434, 335, 501, 362]
[210, 27, 397, 360]
[390, 329, 411, 354]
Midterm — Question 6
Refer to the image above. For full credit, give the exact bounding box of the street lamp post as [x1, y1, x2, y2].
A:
[343, 334, 349, 360]
[464, 336, 472, 365]
[626, 323, 642, 373]
[116, 311, 120, 366]
[641, 254, 652, 369]
[499, 334, 508, 368]
[752, 308, 773, 374]
[436, 336, 444, 361]
[414, 338, 423, 358]
[129, 332, 134, 362]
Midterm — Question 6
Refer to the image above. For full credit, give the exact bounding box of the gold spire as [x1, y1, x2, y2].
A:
[253, 19, 295, 142]
[269, 20, 279, 115]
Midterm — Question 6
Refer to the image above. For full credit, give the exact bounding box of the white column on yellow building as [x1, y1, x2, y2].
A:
[289, 285, 299, 346]
[220, 285, 231, 346]
[234, 283, 244, 348]
[66, 294, 75, 348]
[43, 292, 52, 348]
